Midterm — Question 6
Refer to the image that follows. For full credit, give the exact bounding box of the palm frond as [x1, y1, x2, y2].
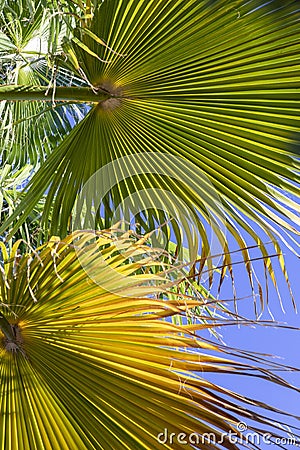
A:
[0, 164, 46, 246]
[1, 0, 299, 300]
[0, 230, 299, 449]
[0, 0, 89, 166]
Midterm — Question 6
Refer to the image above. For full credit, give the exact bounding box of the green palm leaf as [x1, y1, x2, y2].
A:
[1, 0, 299, 298]
[0, 164, 46, 245]
[0, 230, 299, 449]
[0, 0, 89, 165]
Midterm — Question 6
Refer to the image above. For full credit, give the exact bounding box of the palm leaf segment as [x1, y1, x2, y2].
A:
[1, 0, 300, 287]
[0, 230, 298, 450]
[0, 0, 89, 166]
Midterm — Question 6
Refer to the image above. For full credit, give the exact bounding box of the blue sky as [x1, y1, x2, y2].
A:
[203, 232, 300, 448]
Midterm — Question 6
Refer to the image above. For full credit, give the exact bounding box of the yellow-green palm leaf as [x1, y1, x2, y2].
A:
[0, 230, 298, 449]
[1, 0, 299, 289]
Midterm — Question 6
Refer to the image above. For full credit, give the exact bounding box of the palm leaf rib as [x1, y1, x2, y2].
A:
[0, 231, 299, 450]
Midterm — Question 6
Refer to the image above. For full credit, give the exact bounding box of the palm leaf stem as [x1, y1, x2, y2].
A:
[0, 85, 108, 102]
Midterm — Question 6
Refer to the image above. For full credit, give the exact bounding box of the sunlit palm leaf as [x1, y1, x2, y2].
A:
[0, 230, 299, 449]
[1, 0, 299, 300]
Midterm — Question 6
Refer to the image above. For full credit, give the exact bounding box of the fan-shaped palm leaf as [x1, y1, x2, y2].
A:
[1, 0, 300, 296]
[0, 230, 299, 449]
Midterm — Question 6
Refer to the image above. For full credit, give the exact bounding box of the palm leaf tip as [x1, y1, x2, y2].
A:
[0, 231, 299, 449]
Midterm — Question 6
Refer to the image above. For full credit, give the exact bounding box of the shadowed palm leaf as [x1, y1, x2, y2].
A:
[0, 0, 89, 165]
